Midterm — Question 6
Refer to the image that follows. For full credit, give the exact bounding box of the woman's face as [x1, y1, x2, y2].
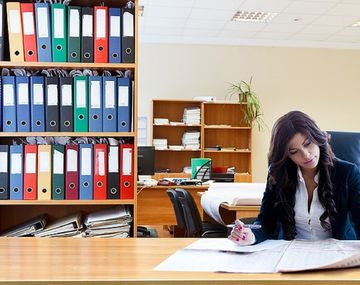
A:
[287, 133, 320, 171]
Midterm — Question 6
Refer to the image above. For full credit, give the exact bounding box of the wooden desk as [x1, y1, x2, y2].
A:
[137, 185, 208, 225]
[0, 237, 359, 284]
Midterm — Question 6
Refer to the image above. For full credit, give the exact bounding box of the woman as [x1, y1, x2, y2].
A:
[229, 110, 360, 245]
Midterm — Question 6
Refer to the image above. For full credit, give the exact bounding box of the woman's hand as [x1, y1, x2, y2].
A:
[228, 219, 256, 245]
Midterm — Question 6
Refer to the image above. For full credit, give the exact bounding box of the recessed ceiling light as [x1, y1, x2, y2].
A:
[351, 21, 360, 27]
[138, 5, 144, 17]
[231, 11, 277, 23]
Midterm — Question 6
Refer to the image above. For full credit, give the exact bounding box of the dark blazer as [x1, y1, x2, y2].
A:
[253, 159, 360, 243]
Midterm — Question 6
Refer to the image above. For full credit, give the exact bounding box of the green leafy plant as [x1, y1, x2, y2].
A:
[226, 77, 266, 131]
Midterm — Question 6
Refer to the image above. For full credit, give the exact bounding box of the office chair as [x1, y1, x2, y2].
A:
[166, 189, 187, 236]
[328, 131, 360, 168]
[175, 188, 228, 238]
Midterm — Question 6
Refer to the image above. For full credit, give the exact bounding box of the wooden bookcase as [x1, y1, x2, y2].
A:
[0, 0, 138, 237]
[152, 100, 252, 181]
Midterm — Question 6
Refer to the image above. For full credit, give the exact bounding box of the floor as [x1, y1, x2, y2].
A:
[139, 225, 173, 238]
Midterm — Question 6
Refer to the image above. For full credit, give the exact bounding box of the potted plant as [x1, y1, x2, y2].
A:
[227, 77, 266, 131]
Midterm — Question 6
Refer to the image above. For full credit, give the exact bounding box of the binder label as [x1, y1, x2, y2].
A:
[0, 152, 7, 173]
[3, 85, 15, 106]
[81, 148, 91, 175]
[98, 151, 105, 176]
[76, 80, 86, 107]
[110, 16, 121, 37]
[61, 85, 72, 106]
[90, 81, 101, 108]
[67, 149, 77, 172]
[82, 15, 93, 37]
[118, 86, 129, 107]
[39, 152, 50, 172]
[34, 84, 44, 105]
[69, 9, 80, 37]
[54, 8, 64, 38]
[11, 153, 22, 174]
[123, 148, 132, 175]
[108, 147, 119, 173]
[18, 83, 29, 105]
[123, 12, 134, 37]
[26, 153, 36, 174]
[105, 81, 115, 108]
[23, 12, 35, 35]
[47, 85, 58, 106]
[96, 9, 106, 38]
[53, 150, 64, 174]
[37, 7, 49, 38]
[9, 10, 21, 34]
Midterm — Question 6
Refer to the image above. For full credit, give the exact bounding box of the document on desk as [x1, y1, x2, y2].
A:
[155, 239, 360, 273]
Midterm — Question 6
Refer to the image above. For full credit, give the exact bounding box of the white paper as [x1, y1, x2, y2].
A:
[105, 81, 115, 108]
[0, 152, 7, 172]
[17, 83, 29, 105]
[76, 80, 86, 108]
[47, 85, 58, 106]
[69, 9, 80, 37]
[33, 84, 44, 105]
[53, 150, 64, 174]
[81, 148, 91, 175]
[25, 153, 36, 174]
[98, 151, 105, 176]
[118, 86, 129, 107]
[122, 148, 132, 175]
[22, 12, 35, 35]
[61, 85, 72, 106]
[96, 9, 106, 38]
[110, 16, 120, 37]
[123, 12, 134, 37]
[108, 146, 119, 173]
[9, 10, 21, 34]
[90, 81, 101, 108]
[82, 15, 93, 37]
[3, 85, 15, 106]
[39, 152, 50, 172]
[67, 149, 77, 172]
[11, 153, 22, 174]
[37, 7, 49, 38]
[54, 8, 64, 38]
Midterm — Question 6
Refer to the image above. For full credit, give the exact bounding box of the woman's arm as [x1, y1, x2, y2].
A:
[348, 164, 360, 238]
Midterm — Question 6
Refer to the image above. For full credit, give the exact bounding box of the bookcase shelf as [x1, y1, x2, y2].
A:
[0, 200, 135, 205]
[0, 132, 135, 137]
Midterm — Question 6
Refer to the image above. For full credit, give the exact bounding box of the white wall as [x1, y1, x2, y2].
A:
[139, 43, 360, 182]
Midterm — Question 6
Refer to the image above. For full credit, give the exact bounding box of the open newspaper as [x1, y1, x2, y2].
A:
[155, 238, 360, 273]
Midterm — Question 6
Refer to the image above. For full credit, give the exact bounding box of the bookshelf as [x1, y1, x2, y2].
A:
[0, 0, 138, 237]
[152, 100, 252, 181]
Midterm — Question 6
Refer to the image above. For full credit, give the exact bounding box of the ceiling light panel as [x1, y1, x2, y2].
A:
[231, 10, 277, 23]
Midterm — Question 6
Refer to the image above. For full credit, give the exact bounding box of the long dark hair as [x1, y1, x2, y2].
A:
[268, 111, 337, 239]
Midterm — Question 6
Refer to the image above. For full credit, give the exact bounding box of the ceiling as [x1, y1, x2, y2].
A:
[138, 0, 360, 49]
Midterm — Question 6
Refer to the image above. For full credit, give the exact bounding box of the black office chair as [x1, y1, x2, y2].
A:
[328, 131, 360, 168]
[175, 188, 228, 238]
[166, 189, 187, 236]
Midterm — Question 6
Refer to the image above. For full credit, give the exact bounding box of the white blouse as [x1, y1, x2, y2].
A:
[294, 168, 332, 240]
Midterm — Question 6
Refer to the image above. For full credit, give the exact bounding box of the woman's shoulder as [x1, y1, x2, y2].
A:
[333, 158, 360, 176]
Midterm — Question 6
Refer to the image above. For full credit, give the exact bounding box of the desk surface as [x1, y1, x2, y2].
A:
[0, 237, 360, 284]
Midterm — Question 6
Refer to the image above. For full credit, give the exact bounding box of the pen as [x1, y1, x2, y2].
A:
[226, 224, 262, 229]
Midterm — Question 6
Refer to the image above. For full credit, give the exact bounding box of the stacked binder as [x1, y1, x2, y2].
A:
[183, 107, 200, 125]
[182, 131, 200, 150]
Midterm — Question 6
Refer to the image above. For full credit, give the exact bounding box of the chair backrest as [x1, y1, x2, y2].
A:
[328, 131, 360, 168]
[176, 188, 203, 237]
[166, 189, 186, 230]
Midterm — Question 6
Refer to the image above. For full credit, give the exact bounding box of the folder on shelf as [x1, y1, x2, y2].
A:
[117, 77, 131, 132]
[34, 2, 52, 62]
[65, 144, 79, 200]
[67, 6, 81, 62]
[74, 76, 89, 132]
[52, 144, 65, 200]
[15, 76, 30, 132]
[2, 76, 17, 132]
[37, 144, 52, 200]
[24, 144, 37, 200]
[108, 7, 122, 63]
[0, 214, 47, 237]
[94, 6, 108, 63]
[0, 76, 2, 131]
[94, 144, 107, 200]
[79, 144, 93, 200]
[59, 77, 74, 132]
[45, 77, 59, 132]
[121, 2, 135, 63]
[120, 143, 134, 199]
[20, 3, 37, 62]
[0, 145, 9, 200]
[81, 7, 94, 63]
[51, 3, 67, 62]
[9, 145, 23, 200]
[6, 2, 24, 62]
[102, 76, 117, 132]
[89, 76, 103, 132]
[108, 145, 120, 199]
[30, 76, 45, 132]
[0, 1, 4, 61]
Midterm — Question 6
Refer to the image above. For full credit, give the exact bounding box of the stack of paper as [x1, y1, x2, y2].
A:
[154, 118, 169, 125]
[183, 107, 200, 124]
[83, 206, 133, 238]
[153, 138, 168, 150]
[182, 131, 200, 150]
[168, 145, 185, 150]
[34, 213, 83, 237]
[0, 214, 48, 237]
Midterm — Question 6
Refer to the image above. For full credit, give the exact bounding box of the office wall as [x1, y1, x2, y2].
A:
[138, 43, 360, 182]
